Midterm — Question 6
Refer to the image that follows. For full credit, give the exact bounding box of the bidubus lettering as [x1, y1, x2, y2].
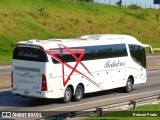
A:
[104, 60, 125, 68]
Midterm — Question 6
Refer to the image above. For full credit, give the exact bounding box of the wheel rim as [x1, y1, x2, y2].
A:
[65, 90, 71, 101]
[76, 89, 82, 99]
[127, 81, 132, 91]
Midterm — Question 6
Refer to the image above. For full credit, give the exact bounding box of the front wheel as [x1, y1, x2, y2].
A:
[63, 87, 72, 103]
[74, 85, 84, 102]
[124, 78, 133, 93]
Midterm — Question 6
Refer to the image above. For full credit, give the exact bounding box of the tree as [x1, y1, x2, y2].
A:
[116, 0, 122, 7]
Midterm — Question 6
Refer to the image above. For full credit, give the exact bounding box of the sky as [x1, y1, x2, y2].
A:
[96, 0, 160, 9]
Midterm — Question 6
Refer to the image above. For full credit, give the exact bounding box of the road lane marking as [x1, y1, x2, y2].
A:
[44, 89, 160, 111]
[148, 70, 160, 73]
[0, 88, 11, 92]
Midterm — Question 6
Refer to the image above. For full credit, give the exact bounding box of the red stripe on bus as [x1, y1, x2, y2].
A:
[45, 44, 104, 90]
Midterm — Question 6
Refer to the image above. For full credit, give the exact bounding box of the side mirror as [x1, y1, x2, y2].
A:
[143, 44, 153, 55]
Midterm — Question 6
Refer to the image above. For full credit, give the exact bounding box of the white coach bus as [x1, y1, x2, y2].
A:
[12, 34, 150, 103]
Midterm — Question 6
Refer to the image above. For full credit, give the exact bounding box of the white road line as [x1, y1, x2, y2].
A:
[148, 70, 160, 73]
[44, 89, 160, 111]
[0, 88, 11, 92]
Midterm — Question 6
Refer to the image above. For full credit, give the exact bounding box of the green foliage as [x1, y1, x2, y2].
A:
[77, 0, 94, 2]
[155, 13, 160, 21]
[126, 11, 149, 20]
[128, 4, 141, 10]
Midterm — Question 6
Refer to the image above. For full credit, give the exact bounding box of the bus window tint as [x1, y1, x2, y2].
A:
[51, 44, 127, 63]
[13, 47, 48, 62]
[83, 44, 127, 60]
[129, 45, 146, 68]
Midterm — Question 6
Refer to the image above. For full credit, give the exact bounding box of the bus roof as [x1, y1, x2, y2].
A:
[16, 34, 143, 50]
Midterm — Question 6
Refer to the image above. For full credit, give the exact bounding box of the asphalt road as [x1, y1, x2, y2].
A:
[0, 70, 160, 114]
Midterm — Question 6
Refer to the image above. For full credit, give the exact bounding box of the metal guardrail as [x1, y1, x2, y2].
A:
[44, 94, 160, 120]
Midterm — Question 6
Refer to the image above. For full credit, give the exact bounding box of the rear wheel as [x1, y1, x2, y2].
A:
[124, 78, 133, 93]
[63, 87, 72, 103]
[74, 85, 83, 102]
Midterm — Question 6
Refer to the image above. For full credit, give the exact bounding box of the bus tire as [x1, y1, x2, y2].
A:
[74, 85, 83, 102]
[63, 87, 72, 103]
[124, 78, 133, 93]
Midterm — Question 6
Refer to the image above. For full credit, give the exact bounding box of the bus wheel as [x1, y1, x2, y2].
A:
[74, 85, 83, 102]
[125, 78, 133, 93]
[63, 87, 72, 103]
